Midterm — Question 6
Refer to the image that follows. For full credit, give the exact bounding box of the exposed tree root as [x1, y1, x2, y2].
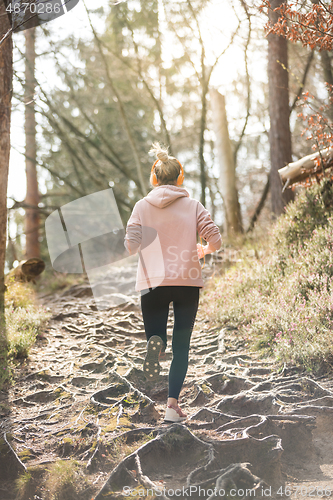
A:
[3, 263, 333, 499]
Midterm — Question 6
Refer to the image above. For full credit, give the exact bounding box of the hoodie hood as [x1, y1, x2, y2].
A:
[144, 185, 190, 208]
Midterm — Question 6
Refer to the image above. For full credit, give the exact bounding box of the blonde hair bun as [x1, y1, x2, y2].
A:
[149, 141, 182, 186]
[150, 142, 169, 163]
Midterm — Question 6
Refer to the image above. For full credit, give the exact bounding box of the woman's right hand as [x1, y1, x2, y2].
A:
[197, 242, 216, 259]
[197, 243, 205, 259]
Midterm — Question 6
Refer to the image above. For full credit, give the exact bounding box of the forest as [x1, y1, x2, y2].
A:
[1, 0, 333, 499]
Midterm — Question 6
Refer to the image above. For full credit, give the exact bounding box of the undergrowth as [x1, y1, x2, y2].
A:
[0, 280, 50, 389]
[14, 434, 156, 499]
[16, 460, 86, 500]
[36, 270, 87, 295]
[205, 178, 333, 371]
[45, 460, 83, 500]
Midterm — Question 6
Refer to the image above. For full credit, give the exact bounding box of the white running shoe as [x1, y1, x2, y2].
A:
[164, 405, 187, 423]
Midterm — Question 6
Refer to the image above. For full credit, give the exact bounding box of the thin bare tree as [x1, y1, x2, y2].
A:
[25, 27, 40, 259]
[210, 89, 243, 236]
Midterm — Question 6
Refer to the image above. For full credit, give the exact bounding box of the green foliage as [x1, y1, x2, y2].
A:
[16, 471, 33, 500]
[39, 0, 168, 223]
[36, 271, 85, 295]
[45, 460, 82, 500]
[273, 179, 333, 258]
[5, 281, 50, 359]
[205, 180, 333, 371]
[6, 306, 50, 359]
[15, 465, 47, 500]
[32, 0, 223, 230]
[5, 280, 35, 308]
[0, 282, 50, 389]
[0, 352, 11, 390]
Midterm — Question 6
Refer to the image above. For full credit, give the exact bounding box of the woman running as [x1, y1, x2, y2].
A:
[125, 143, 221, 422]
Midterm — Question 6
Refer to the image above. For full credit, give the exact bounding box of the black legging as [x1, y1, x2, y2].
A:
[140, 286, 200, 400]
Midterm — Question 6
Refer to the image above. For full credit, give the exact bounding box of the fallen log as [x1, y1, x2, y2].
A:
[278, 147, 333, 191]
[6, 258, 45, 283]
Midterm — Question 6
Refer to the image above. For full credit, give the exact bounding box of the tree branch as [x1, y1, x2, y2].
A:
[83, 0, 147, 195]
[246, 176, 270, 233]
[290, 49, 314, 114]
[234, 0, 252, 163]
[124, 20, 173, 152]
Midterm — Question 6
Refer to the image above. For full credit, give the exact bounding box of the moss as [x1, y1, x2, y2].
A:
[201, 383, 213, 395]
[55, 427, 73, 437]
[18, 449, 33, 462]
[85, 404, 100, 415]
[54, 387, 71, 399]
[62, 437, 73, 444]
[102, 419, 118, 433]
[90, 439, 98, 451]
[123, 393, 140, 407]
[162, 427, 193, 450]
[139, 397, 149, 408]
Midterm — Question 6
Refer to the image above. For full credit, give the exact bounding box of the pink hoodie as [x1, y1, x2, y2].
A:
[125, 185, 222, 291]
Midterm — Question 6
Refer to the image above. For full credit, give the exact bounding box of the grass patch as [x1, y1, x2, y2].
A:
[45, 460, 85, 500]
[90, 432, 156, 469]
[16, 460, 88, 500]
[5, 280, 35, 308]
[0, 281, 50, 389]
[36, 270, 86, 295]
[15, 466, 46, 500]
[204, 179, 333, 372]
[6, 305, 50, 359]
[16, 470, 33, 500]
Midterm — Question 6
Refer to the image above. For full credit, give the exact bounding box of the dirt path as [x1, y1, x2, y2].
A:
[1, 263, 333, 500]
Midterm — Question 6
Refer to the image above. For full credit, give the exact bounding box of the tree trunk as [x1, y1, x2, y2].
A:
[0, 2, 13, 339]
[278, 147, 333, 187]
[210, 89, 243, 236]
[6, 258, 45, 283]
[25, 27, 40, 259]
[267, 0, 294, 216]
[320, 51, 333, 87]
[199, 73, 208, 206]
[320, 51, 333, 119]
